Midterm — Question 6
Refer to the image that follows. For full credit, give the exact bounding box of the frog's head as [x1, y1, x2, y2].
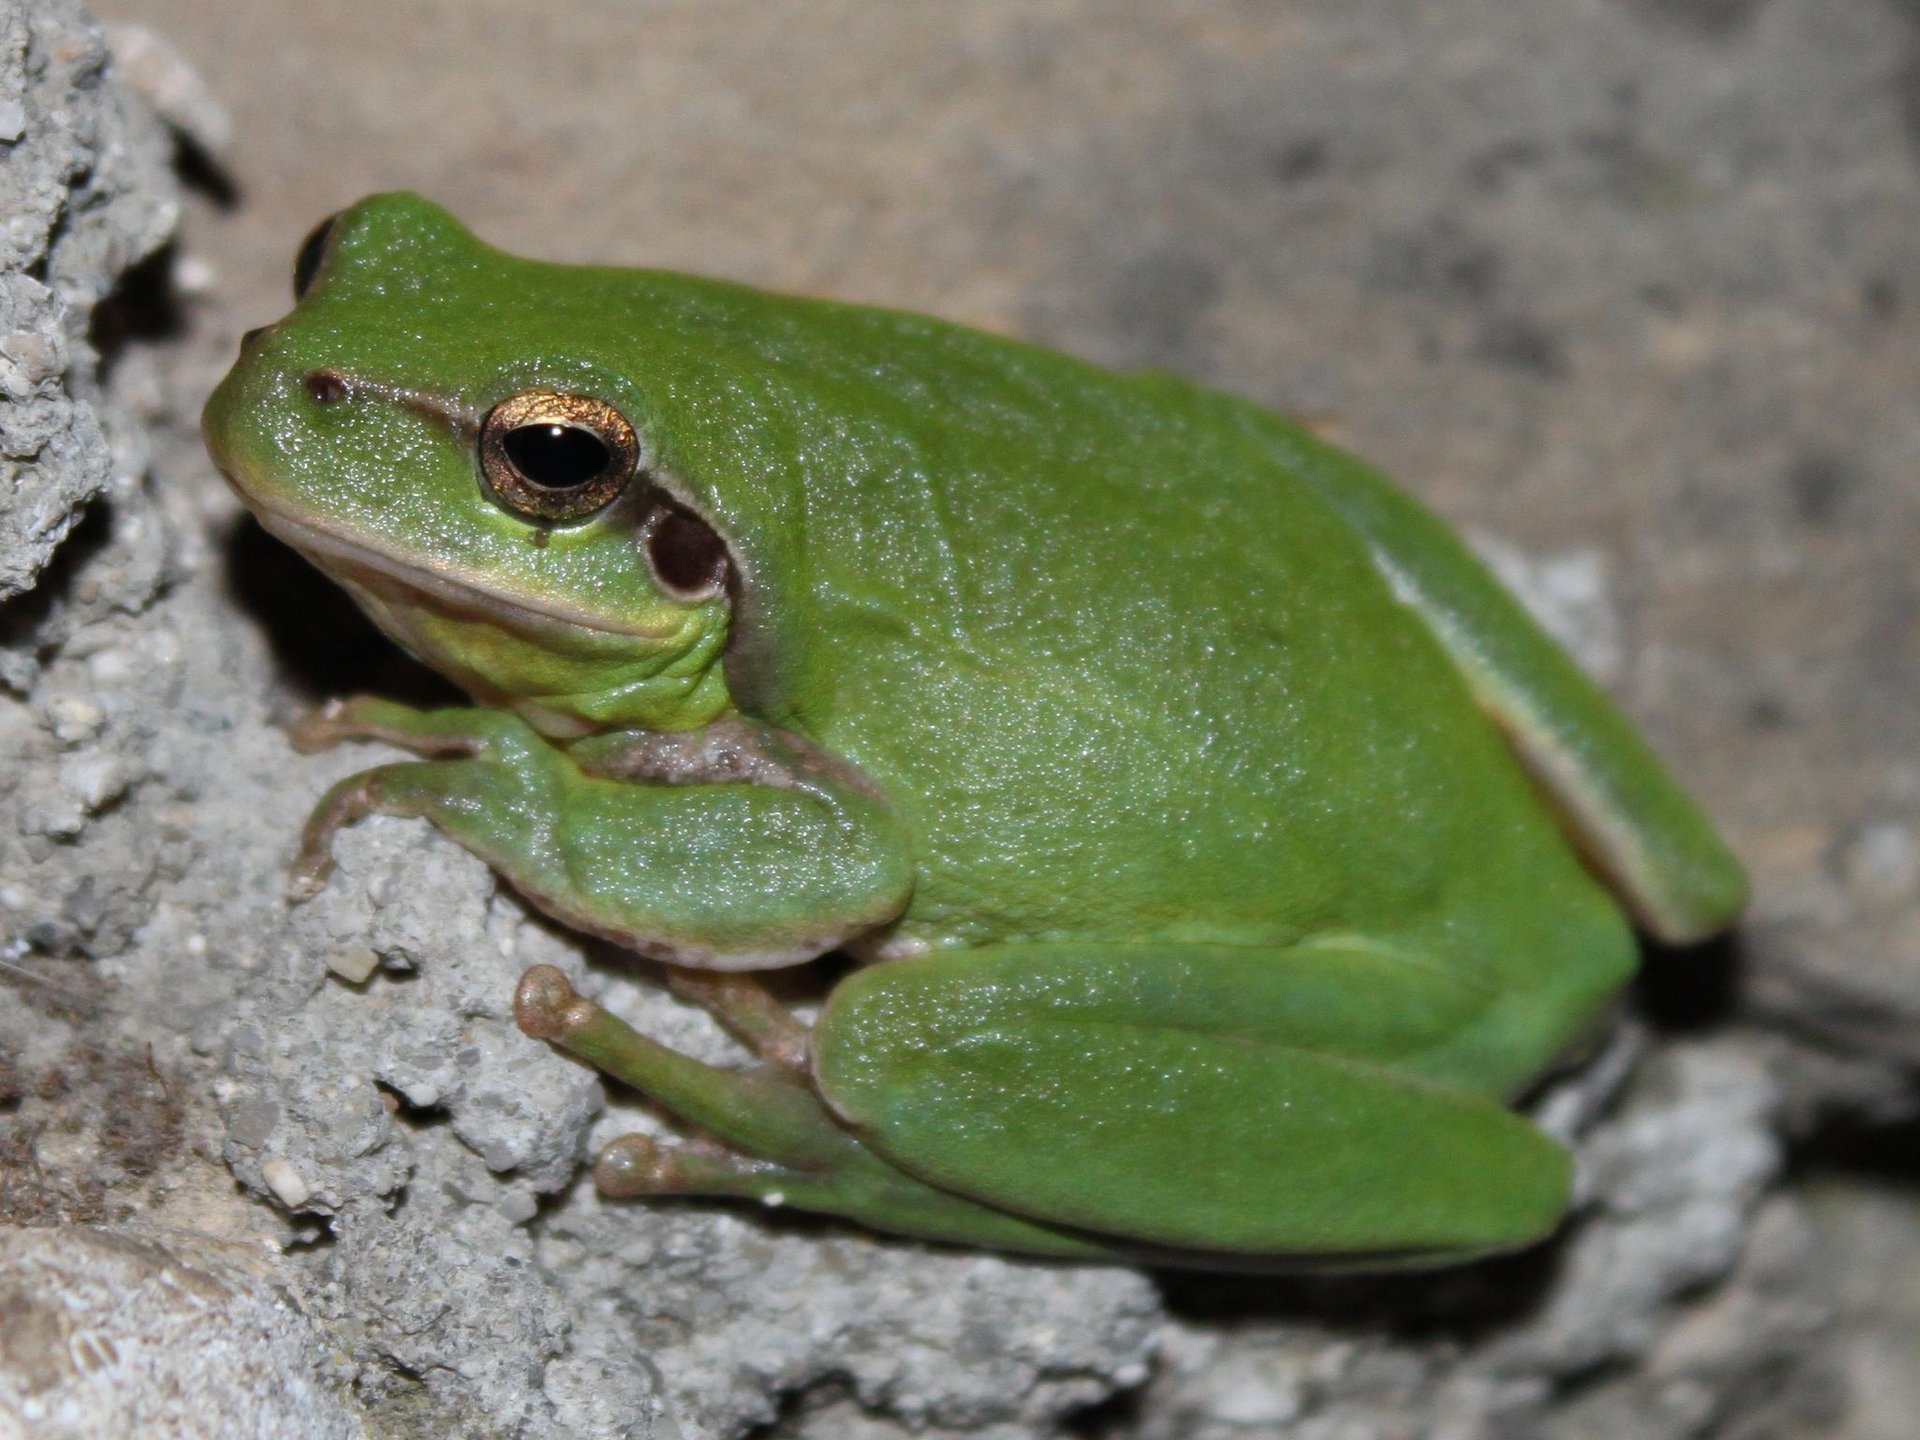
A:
[203, 193, 741, 738]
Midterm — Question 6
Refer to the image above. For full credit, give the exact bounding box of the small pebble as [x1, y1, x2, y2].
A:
[85, 649, 135, 685]
[29, 797, 88, 840]
[58, 753, 128, 812]
[324, 946, 380, 984]
[1, 329, 60, 384]
[44, 694, 104, 743]
[261, 1157, 311, 1210]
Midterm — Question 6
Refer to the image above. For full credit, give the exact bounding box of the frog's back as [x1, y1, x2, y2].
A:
[630, 286, 1629, 1000]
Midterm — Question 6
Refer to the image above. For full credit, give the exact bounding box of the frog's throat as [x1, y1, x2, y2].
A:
[238, 495, 682, 643]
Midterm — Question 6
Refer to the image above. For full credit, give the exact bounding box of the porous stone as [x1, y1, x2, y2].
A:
[0, 0, 172, 606]
[0, 1225, 369, 1440]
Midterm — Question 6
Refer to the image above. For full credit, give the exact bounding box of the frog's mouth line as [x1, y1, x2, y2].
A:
[222, 476, 671, 642]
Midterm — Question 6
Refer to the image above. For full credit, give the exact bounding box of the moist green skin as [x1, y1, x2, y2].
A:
[204, 193, 1745, 1266]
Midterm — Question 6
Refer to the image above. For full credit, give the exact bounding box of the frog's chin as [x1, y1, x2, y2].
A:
[232, 491, 671, 645]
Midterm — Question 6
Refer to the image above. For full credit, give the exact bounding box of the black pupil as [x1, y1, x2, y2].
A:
[503, 424, 612, 490]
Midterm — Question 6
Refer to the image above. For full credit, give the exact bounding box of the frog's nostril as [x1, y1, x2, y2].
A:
[302, 369, 349, 406]
[240, 325, 272, 350]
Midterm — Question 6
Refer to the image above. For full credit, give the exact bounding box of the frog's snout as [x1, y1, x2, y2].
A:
[238, 322, 277, 355]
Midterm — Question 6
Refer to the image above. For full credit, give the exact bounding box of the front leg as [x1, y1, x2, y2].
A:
[290, 697, 560, 896]
[290, 698, 914, 966]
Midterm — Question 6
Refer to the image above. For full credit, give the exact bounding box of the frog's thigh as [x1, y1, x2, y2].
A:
[814, 944, 1572, 1259]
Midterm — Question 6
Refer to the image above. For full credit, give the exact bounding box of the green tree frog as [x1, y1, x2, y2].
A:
[203, 194, 1745, 1268]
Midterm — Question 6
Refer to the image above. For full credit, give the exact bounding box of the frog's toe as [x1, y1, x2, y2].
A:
[513, 963, 597, 1041]
[287, 852, 335, 901]
[287, 698, 353, 754]
[288, 696, 511, 759]
[511, 964, 1123, 1256]
[594, 1133, 675, 1195]
[291, 766, 389, 892]
[593, 1133, 802, 1202]
[288, 773, 379, 897]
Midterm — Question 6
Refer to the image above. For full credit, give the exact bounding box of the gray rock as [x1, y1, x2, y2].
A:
[0, 1225, 368, 1440]
[0, 0, 171, 606]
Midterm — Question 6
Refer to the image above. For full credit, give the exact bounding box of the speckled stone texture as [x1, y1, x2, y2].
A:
[5, 0, 1920, 1435]
[0, 1225, 369, 1440]
[0, 0, 172, 606]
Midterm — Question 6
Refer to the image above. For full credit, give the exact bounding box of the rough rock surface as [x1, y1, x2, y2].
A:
[5, 0, 1920, 1435]
[0, 1225, 368, 1440]
[0, 0, 171, 605]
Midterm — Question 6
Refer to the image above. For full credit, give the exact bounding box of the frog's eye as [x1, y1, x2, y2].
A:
[293, 212, 343, 301]
[478, 389, 641, 523]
